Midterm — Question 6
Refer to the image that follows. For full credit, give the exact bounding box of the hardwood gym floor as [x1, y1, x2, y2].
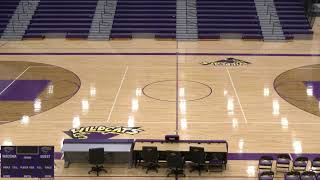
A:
[0, 18, 319, 180]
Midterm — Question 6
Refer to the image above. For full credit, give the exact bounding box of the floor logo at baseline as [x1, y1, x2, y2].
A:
[64, 126, 144, 139]
[200, 57, 251, 66]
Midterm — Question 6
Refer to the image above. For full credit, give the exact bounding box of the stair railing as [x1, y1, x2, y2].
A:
[11, 22, 16, 33]
[268, 13, 278, 23]
[264, 3, 280, 25]
[98, 21, 104, 32]
[21, 3, 26, 13]
[266, 4, 276, 15]
[186, 0, 197, 34]
[272, 21, 281, 34]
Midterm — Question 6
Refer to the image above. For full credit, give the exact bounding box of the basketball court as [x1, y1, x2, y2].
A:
[0, 18, 319, 180]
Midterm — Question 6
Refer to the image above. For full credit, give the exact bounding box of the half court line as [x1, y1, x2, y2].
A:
[0, 66, 30, 96]
[107, 66, 129, 123]
[1, 52, 320, 56]
[175, 43, 179, 135]
[226, 67, 248, 124]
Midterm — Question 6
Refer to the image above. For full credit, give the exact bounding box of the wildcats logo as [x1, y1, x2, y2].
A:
[3, 147, 14, 153]
[40, 146, 52, 154]
[65, 126, 144, 139]
[200, 57, 251, 66]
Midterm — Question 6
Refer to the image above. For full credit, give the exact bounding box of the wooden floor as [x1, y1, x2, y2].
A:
[0, 18, 319, 179]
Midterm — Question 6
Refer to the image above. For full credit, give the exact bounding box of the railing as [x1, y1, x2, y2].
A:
[267, 13, 277, 23]
[266, 4, 276, 15]
[8, 0, 38, 33]
[263, 0, 270, 6]
[271, 21, 281, 34]
[97, 0, 115, 33]
[185, 0, 197, 34]
[303, 0, 317, 28]
[263, 3, 284, 36]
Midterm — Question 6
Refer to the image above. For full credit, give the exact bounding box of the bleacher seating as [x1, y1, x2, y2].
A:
[23, 0, 98, 39]
[1, 0, 313, 41]
[110, 0, 176, 39]
[196, 0, 263, 40]
[0, 0, 20, 38]
[274, 0, 313, 39]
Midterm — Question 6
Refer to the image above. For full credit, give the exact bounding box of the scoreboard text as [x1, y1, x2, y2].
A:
[1, 146, 54, 178]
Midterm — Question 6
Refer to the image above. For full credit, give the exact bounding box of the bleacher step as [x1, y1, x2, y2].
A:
[176, 0, 198, 40]
[88, 0, 117, 40]
[254, 0, 286, 41]
[1, 0, 40, 40]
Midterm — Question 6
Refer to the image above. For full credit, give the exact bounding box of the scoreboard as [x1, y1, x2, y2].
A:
[1, 146, 54, 178]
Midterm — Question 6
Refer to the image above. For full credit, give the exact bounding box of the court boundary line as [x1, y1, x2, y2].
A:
[226, 67, 248, 124]
[0, 42, 8, 48]
[29, 65, 57, 68]
[53, 175, 259, 179]
[1, 52, 320, 56]
[107, 66, 129, 123]
[80, 121, 320, 125]
[0, 66, 30, 96]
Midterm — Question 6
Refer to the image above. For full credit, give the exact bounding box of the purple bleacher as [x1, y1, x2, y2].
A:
[0, 0, 21, 38]
[155, 33, 176, 39]
[274, 0, 313, 39]
[197, 0, 263, 40]
[23, 0, 99, 39]
[110, 0, 176, 39]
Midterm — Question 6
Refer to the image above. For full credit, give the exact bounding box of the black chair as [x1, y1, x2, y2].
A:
[208, 152, 225, 172]
[88, 148, 107, 176]
[276, 154, 291, 172]
[166, 151, 186, 179]
[142, 146, 159, 173]
[258, 156, 273, 171]
[189, 146, 207, 175]
[300, 171, 316, 180]
[259, 171, 274, 180]
[293, 157, 309, 171]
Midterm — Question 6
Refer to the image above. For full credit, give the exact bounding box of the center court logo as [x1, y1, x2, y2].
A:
[200, 57, 251, 66]
[65, 125, 144, 139]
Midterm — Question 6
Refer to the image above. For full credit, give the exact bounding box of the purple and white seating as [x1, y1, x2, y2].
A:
[274, 0, 313, 39]
[0, 0, 21, 38]
[276, 154, 291, 172]
[258, 156, 273, 171]
[23, 0, 99, 39]
[197, 0, 263, 40]
[285, 171, 301, 180]
[293, 156, 309, 171]
[110, 0, 176, 39]
[259, 171, 274, 180]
